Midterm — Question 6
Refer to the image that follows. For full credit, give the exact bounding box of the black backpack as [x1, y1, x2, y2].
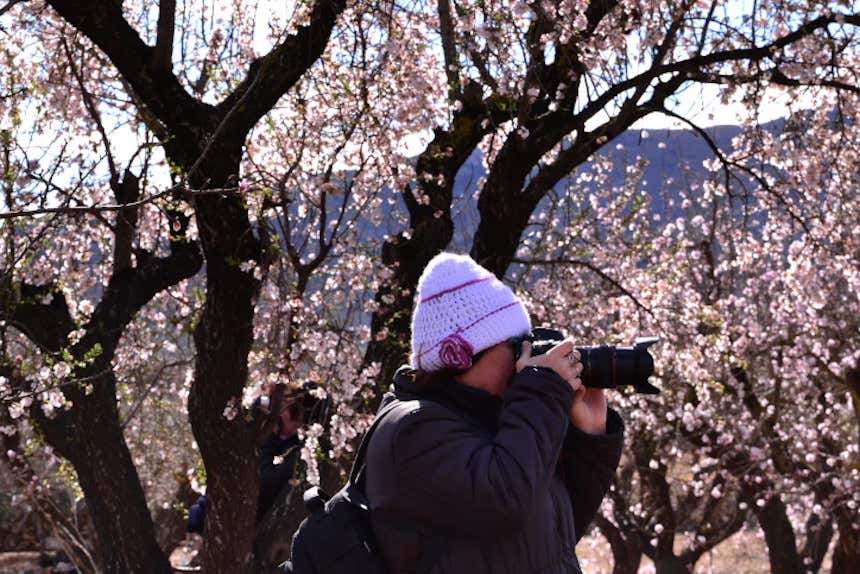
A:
[286, 399, 440, 574]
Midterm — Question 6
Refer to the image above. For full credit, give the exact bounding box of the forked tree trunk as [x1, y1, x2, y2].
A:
[38, 373, 173, 573]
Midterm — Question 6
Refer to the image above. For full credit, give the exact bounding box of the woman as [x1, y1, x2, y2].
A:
[365, 252, 624, 574]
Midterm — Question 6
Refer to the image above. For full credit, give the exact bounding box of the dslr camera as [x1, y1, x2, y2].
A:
[511, 327, 660, 394]
[256, 380, 329, 425]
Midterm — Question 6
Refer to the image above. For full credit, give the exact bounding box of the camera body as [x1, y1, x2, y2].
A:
[255, 380, 328, 427]
[287, 380, 328, 424]
[513, 327, 660, 394]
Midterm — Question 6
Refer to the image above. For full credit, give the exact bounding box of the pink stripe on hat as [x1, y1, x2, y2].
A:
[415, 300, 521, 361]
[420, 275, 493, 303]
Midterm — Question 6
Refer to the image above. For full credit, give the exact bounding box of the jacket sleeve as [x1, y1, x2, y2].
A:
[559, 408, 624, 542]
[381, 367, 574, 537]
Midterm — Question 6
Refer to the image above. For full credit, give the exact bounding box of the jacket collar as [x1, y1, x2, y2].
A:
[389, 366, 503, 431]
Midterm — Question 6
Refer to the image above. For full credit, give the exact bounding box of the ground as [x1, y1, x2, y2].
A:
[576, 529, 836, 573]
[0, 529, 837, 573]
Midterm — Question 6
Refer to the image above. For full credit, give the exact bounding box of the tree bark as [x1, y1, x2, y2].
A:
[802, 518, 833, 574]
[186, 151, 262, 574]
[654, 555, 690, 574]
[253, 479, 306, 573]
[594, 514, 643, 574]
[38, 372, 173, 573]
[831, 510, 860, 574]
[752, 493, 803, 574]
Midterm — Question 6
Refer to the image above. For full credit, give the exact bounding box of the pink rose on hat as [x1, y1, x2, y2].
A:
[438, 334, 474, 371]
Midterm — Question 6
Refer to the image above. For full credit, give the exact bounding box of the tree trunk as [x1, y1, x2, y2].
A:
[831, 511, 860, 574]
[254, 481, 306, 573]
[471, 178, 532, 276]
[654, 555, 690, 574]
[363, 129, 475, 389]
[594, 515, 643, 574]
[10, 261, 201, 573]
[753, 493, 803, 574]
[188, 153, 262, 574]
[800, 515, 833, 574]
[364, 210, 454, 388]
[363, 86, 503, 391]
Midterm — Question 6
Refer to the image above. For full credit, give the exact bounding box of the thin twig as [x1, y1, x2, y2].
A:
[0, 184, 251, 220]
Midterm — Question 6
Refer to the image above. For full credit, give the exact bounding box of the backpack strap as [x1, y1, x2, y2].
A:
[349, 399, 408, 490]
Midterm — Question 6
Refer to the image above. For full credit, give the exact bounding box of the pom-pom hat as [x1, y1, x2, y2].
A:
[410, 252, 531, 371]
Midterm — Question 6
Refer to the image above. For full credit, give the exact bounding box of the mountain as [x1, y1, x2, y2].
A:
[447, 123, 750, 250]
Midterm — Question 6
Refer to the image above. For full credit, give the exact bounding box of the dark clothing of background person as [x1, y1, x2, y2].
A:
[257, 431, 303, 520]
[187, 398, 303, 534]
[365, 365, 624, 574]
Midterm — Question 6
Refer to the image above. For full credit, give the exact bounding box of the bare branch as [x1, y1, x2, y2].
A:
[573, 13, 860, 130]
[658, 106, 813, 235]
[688, 68, 860, 95]
[0, 184, 250, 220]
[62, 35, 119, 181]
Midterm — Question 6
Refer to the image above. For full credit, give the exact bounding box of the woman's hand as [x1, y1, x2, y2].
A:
[516, 338, 583, 394]
[516, 338, 607, 434]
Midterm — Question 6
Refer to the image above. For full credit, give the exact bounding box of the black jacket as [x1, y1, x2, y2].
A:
[258, 433, 302, 519]
[365, 366, 624, 574]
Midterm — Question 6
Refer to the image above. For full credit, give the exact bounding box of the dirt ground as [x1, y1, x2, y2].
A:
[2, 530, 837, 573]
[576, 529, 835, 573]
[0, 553, 41, 574]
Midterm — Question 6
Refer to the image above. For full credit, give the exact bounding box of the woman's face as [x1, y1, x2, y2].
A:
[455, 340, 517, 397]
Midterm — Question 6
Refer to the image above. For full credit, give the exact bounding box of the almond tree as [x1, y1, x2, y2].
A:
[2, 0, 350, 571]
[518, 100, 860, 573]
[364, 0, 860, 387]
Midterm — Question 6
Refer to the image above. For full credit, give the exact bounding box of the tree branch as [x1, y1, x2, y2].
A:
[152, 0, 176, 74]
[0, 396, 98, 572]
[521, 73, 687, 206]
[46, 0, 207, 139]
[688, 67, 860, 95]
[438, 0, 461, 98]
[61, 35, 119, 181]
[0, 184, 249, 220]
[572, 13, 860, 130]
[657, 106, 812, 236]
[214, 0, 347, 138]
[7, 283, 75, 353]
[0, 0, 26, 18]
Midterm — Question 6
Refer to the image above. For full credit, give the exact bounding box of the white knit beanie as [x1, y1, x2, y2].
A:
[410, 252, 531, 372]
